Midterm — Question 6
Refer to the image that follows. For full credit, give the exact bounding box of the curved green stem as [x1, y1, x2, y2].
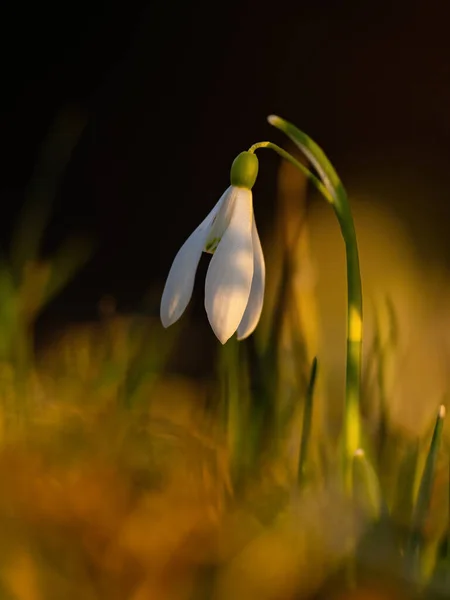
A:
[248, 141, 331, 202]
[265, 115, 363, 486]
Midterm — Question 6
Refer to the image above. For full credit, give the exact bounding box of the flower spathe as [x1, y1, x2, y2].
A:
[160, 184, 265, 344]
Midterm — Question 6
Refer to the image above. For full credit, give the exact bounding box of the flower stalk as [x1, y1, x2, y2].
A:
[264, 115, 363, 483]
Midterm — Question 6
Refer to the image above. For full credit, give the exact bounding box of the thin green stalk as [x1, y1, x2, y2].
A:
[264, 115, 363, 488]
[219, 340, 243, 485]
[248, 141, 330, 202]
[298, 357, 318, 487]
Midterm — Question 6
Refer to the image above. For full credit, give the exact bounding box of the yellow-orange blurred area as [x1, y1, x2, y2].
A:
[0, 158, 448, 598]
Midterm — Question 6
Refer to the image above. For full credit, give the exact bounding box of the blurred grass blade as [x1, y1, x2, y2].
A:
[428, 459, 450, 597]
[261, 234, 310, 450]
[385, 295, 399, 348]
[219, 339, 247, 486]
[42, 234, 96, 307]
[371, 301, 388, 462]
[353, 448, 384, 520]
[377, 297, 399, 460]
[298, 356, 318, 487]
[436, 458, 450, 562]
[10, 106, 86, 283]
[265, 245, 290, 366]
[405, 404, 446, 578]
[0, 263, 18, 360]
[124, 318, 180, 407]
[390, 439, 420, 529]
[447, 458, 450, 560]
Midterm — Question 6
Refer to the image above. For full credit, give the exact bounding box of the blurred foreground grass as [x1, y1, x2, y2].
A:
[0, 110, 450, 599]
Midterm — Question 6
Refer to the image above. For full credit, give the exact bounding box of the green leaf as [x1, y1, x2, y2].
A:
[298, 357, 318, 487]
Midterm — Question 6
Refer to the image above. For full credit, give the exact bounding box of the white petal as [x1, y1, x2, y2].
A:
[205, 188, 254, 344]
[160, 193, 227, 328]
[237, 218, 265, 340]
[204, 186, 237, 254]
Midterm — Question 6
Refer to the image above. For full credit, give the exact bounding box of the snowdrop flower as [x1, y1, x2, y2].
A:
[160, 151, 265, 344]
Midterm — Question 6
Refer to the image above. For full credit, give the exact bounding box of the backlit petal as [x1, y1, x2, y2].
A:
[160, 193, 226, 328]
[205, 188, 254, 343]
[204, 186, 237, 254]
[237, 218, 265, 340]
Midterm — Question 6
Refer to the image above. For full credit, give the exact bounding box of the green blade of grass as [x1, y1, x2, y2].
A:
[405, 404, 446, 579]
[218, 339, 249, 487]
[427, 458, 450, 597]
[298, 356, 318, 487]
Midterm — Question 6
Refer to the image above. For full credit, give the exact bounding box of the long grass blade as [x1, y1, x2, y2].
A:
[298, 356, 318, 487]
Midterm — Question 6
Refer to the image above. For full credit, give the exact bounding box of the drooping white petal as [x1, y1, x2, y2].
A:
[205, 188, 254, 344]
[237, 218, 265, 340]
[160, 191, 227, 328]
[204, 186, 237, 254]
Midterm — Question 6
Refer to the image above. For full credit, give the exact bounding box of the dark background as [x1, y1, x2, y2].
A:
[1, 0, 450, 343]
